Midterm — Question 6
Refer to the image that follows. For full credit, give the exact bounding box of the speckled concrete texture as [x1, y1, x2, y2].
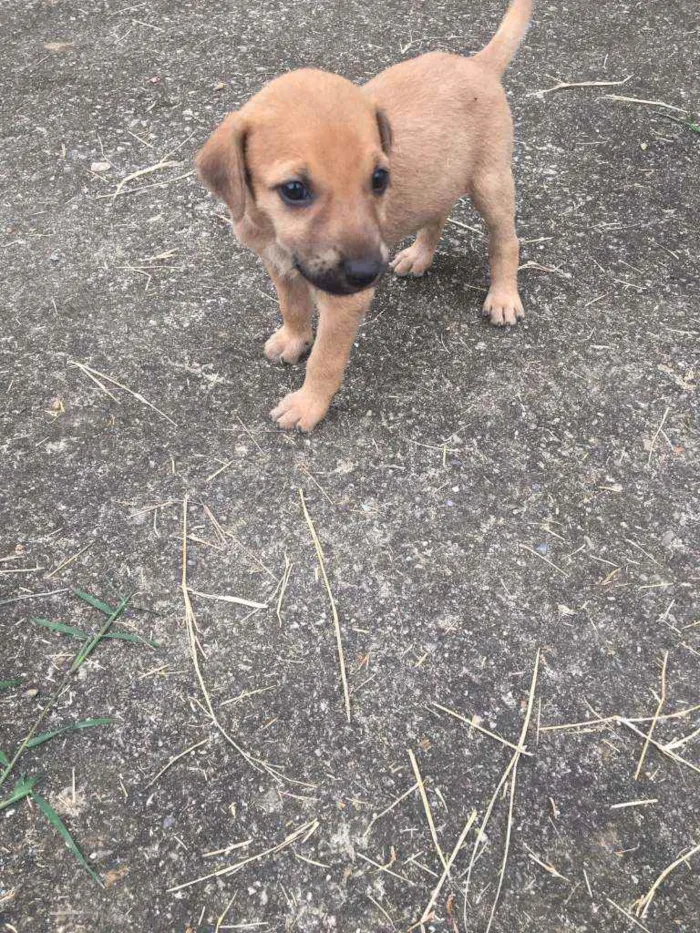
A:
[1, 1, 699, 931]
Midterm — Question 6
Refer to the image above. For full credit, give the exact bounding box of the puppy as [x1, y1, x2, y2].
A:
[196, 0, 532, 431]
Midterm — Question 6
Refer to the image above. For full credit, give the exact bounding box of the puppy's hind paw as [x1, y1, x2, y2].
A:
[390, 244, 434, 277]
[264, 326, 313, 364]
[483, 288, 524, 327]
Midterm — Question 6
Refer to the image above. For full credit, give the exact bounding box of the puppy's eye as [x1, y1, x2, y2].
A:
[279, 180, 312, 205]
[371, 168, 389, 194]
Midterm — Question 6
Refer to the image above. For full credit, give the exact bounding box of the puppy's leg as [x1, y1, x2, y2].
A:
[470, 168, 524, 326]
[271, 291, 371, 432]
[390, 216, 446, 277]
[264, 266, 314, 364]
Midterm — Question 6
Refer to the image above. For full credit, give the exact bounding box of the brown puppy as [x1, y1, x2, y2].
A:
[196, 0, 532, 431]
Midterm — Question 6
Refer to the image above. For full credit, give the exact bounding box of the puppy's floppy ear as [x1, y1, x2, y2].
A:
[195, 112, 250, 222]
[376, 108, 392, 154]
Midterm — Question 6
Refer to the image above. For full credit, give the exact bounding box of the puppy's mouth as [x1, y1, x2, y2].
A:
[294, 257, 387, 296]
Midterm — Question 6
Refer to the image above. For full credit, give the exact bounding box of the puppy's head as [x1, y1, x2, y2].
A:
[196, 70, 392, 295]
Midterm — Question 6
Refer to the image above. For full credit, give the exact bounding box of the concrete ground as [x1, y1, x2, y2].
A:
[1, 1, 699, 931]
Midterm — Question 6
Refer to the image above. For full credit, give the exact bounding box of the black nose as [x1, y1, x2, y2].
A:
[343, 257, 384, 289]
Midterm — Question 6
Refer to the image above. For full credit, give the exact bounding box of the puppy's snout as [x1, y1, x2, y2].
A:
[294, 250, 387, 295]
[343, 257, 386, 289]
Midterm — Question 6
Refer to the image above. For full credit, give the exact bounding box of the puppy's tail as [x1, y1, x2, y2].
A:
[473, 0, 533, 75]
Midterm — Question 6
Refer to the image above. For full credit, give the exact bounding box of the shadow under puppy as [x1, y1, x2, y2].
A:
[196, 0, 533, 431]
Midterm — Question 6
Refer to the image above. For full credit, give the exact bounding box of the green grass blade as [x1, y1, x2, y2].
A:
[0, 678, 23, 690]
[0, 594, 133, 791]
[32, 617, 158, 648]
[27, 718, 115, 750]
[33, 618, 90, 638]
[31, 790, 102, 885]
[71, 595, 130, 671]
[73, 589, 118, 615]
[74, 637, 94, 668]
[0, 750, 10, 767]
[0, 775, 39, 811]
[105, 631, 160, 648]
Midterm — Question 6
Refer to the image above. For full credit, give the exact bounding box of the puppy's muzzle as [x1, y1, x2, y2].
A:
[296, 254, 387, 296]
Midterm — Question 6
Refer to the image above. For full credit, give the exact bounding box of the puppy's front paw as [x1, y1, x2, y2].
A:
[264, 326, 313, 364]
[483, 289, 525, 327]
[270, 389, 330, 432]
[390, 244, 434, 277]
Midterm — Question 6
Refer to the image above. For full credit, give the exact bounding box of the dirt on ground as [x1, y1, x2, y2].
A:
[1, 1, 699, 931]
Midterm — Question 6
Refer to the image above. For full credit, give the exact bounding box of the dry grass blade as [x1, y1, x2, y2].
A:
[605, 897, 653, 932]
[366, 893, 396, 929]
[518, 543, 569, 577]
[364, 780, 420, 838]
[215, 893, 237, 933]
[69, 360, 176, 426]
[408, 748, 448, 873]
[146, 738, 208, 789]
[187, 588, 268, 610]
[431, 701, 533, 755]
[168, 819, 318, 892]
[97, 169, 195, 199]
[203, 505, 276, 579]
[616, 717, 700, 777]
[484, 757, 519, 932]
[523, 843, 570, 881]
[0, 565, 42, 575]
[0, 588, 70, 608]
[220, 686, 274, 709]
[276, 556, 293, 627]
[634, 840, 700, 918]
[647, 407, 671, 467]
[67, 361, 119, 400]
[298, 488, 351, 722]
[180, 498, 282, 782]
[604, 94, 689, 114]
[203, 840, 252, 859]
[445, 216, 484, 236]
[576, 700, 700, 778]
[129, 500, 179, 519]
[610, 799, 657, 810]
[541, 702, 700, 733]
[292, 851, 330, 870]
[463, 650, 540, 932]
[356, 851, 415, 886]
[297, 465, 335, 504]
[531, 76, 631, 95]
[419, 809, 476, 924]
[634, 651, 668, 780]
[463, 752, 516, 907]
[45, 542, 94, 579]
[206, 458, 235, 482]
[0, 890, 16, 908]
[517, 260, 567, 276]
[484, 649, 541, 933]
[664, 724, 700, 751]
[111, 158, 182, 198]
